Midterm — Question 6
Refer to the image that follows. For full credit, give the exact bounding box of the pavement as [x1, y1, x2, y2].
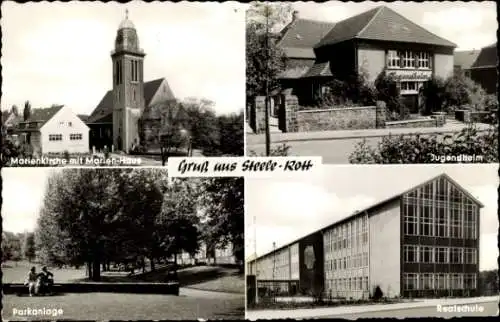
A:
[246, 296, 499, 320]
[246, 122, 494, 146]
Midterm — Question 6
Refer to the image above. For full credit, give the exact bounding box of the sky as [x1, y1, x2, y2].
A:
[291, 1, 497, 51]
[1, 1, 246, 116]
[245, 164, 499, 271]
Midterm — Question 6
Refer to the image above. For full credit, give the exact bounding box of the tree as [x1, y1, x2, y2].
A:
[182, 98, 220, 156]
[374, 71, 406, 119]
[421, 76, 447, 115]
[444, 72, 488, 111]
[23, 100, 32, 121]
[246, 2, 292, 99]
[155, 101, 192, 165]
[217, 111, 244, 156]
[2, 231, 23, 262]
[22, 232, 36, 262]
[11, 105, 19, 116]
[199, 178, 244, 264]
[156, 179, 201, 265]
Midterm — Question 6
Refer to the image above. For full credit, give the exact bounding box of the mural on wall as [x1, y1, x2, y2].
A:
[304, 245, 315, 270]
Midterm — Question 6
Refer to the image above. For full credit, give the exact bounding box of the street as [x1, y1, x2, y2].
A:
[2, 288, 244, 320]
[247, 137, 382, 163]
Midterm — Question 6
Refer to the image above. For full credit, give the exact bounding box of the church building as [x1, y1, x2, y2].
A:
[87, 11, 175, 152]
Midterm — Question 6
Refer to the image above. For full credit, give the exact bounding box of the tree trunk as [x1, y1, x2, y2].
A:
[86, 261, 93, 279]
[150, 257, 155, 271]
[92, 259, 101, 281]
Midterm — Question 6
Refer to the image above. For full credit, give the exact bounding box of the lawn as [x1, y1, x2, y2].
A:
[3, 261, 244, 294]
[2, 291, 244, 320]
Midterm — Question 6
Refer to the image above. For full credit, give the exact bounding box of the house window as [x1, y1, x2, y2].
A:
[464, 274, 477, 289]
[68, 122, 72, 127]
[387, 50, 400, 68]
[450, 247, 463, 264]
[115, 60, 122, 85]
[450, 274, 463, 289]
[131, 60, 139, 82]
[70, 133, 82, 141]
[419, 204, 433, 236]
[435, 207, 448, 237]
[49, 134, 63, 141]
[404, 203, 418, 235]
[435, 273, 447, 289]
[404, 245, 418, 263]
[402, 51, 415, 68]
[417, 52, 430, 69]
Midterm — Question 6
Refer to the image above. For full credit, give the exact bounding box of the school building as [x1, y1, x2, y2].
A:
[247, 173, 482, 299]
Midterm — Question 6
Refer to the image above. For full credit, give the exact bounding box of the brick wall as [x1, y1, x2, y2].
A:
[249, 96, 266, 134]
[297, 106, 378, 132]
[278, 95, 299, 132]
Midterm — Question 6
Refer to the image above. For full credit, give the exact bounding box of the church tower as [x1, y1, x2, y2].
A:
[111, 9, 146, 153]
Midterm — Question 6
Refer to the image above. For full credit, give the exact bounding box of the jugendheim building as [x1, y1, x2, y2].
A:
[247, 174, 482, 299]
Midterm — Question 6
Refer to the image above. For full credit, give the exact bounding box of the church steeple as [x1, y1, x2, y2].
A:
[111, 9, 146, 153]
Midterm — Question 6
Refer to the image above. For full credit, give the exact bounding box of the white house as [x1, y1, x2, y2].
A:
[16, 105, 90, 154]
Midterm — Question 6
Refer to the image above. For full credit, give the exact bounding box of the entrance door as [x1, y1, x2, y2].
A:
[401, 95, 419, 114]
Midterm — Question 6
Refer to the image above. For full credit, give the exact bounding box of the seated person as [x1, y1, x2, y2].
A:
[39, 266, 54, 293]
[24, 267, 38, 296]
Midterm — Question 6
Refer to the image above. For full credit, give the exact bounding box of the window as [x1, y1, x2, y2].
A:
[363, 276, 368, 291]
[450, 207, 462, 238]
[358, 277, 362, 290]
[435, 206, 448, 237]
[436, 247, 448, 263]
[343, 257, 347, 269]
[404, 245, 418, 263]
[131, 60, 139, 82]
[419, 205, 432, 236]
[404, 273, 418, 290]
[464, 274, 477, 289]
[68, 121, 72, 127]
[419, 246, 434, 263]
[401, 51, 415, 68]
[387, 50, 400, 68]
[450, 274, 463, 289]
[419, 273, 433, 290]
[417, 52, 430, 69]
[49, 134, 63, 141]
[70, 133, 83, 141]
[435, 273, 447, 289]
[464, 248, 477, 264]
[450, 248, 463, 264]
[404, 202, 418, 235]
[464, 204, 477, 239]
[115, 60, 122, 85]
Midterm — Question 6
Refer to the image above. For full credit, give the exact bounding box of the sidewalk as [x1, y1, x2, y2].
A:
[246, 296, 499, 320]
[246, 123, 494, 146]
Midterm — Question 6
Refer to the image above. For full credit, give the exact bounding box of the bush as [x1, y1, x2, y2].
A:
[374, 71, 406, 120]
[420, 76, 447, 115]
[444, 72, 488, 111]
[349, 124, 498, 163]
[63, 150, 70, 162]
[372, 286, 384, 301]
[248, 143, 290, 156]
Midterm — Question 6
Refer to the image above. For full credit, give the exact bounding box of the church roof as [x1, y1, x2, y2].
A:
[315, 6, 456, 48]
[87, 78, 174, 124]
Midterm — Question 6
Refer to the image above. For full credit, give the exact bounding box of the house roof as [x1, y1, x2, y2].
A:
[278, 66, 311, 79]
[77, 114, 89, 123]
[316, 6, 456, 48]
[278, 18, 336, 58]
[471, 43, 497, 69]
[250, 173, 483, 263]
[87, 78, 174, 124]
[16, 105, 64, 131]
[303, 61, 333, 78]
[454, 50, 480, 70]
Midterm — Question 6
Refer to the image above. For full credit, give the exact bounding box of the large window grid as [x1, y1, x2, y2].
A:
[406, 273, 473, 291]
[404, 245, 418, 263]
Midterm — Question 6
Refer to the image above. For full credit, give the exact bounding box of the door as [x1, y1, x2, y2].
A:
[402, 94, 419, 114]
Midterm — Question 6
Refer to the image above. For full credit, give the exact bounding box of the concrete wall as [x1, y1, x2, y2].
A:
[297, 106, 378, 132]
[385, 117, 442, 129]
[358, 48, 385, 84]
[369, 200, 401, 298]
[41, 106, 90, 154]
[434, 53, 454, 79]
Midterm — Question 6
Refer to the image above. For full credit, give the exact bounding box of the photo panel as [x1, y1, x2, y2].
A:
[1, 1, 245, 168]
[245, 1, 497, 163]
[245, 164, 498, 319]
[1, 168, 245, 320]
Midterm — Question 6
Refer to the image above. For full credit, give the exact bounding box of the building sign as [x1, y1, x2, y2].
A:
[304, 245, 315, 270]
[388, 70, 432, 81]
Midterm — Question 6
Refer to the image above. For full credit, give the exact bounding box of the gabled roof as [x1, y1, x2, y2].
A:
[303, 62, 333, 78]
[87, 78, 174, 124]
[454, 50, 480, 70]
[316, 6, 456, 48]
[278, 18, 336, 58]
[250, 173, 483, 263]
[471, 43, 497, 69]
[77, 114, 89, 123]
